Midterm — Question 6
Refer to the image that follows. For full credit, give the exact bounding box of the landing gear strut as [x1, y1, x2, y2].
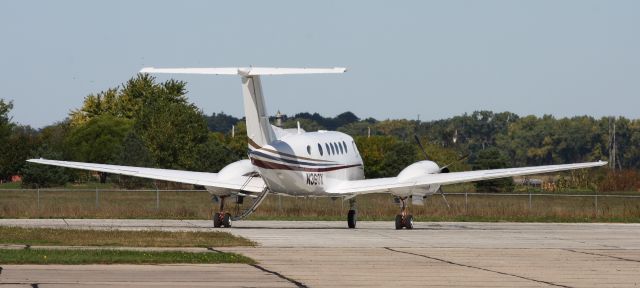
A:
[395, 197, 413, 230]
[347, 198, 357, 229]
[213, 196, 231, 228]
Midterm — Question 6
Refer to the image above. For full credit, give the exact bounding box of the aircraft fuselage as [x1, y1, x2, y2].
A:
[249, 130, 365, 196]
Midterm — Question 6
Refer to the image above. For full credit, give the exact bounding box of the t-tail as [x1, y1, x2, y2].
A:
[140, 67, 346, 149]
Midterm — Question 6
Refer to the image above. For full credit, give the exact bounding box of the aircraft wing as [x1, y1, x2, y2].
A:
[26, 159, 265, 193]
[327, 161, 607, 195]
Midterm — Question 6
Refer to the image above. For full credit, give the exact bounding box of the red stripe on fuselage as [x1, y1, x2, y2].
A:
[251, 158, 361, 172]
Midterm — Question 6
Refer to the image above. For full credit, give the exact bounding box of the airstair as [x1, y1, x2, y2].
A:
[231, 174, 270, 221]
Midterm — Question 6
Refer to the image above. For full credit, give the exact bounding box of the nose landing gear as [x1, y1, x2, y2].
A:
[395, 197, 413, 230]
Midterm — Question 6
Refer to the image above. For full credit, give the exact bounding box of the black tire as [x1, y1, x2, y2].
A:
[395, 214, 403, 230]
[404, 215, 414, 230]
[213, 212, 222, 228]
[347, 210, 357, 229]
[222, 212, 232, 228]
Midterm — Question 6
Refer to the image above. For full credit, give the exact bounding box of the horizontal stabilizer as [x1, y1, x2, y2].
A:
[140, 67, 346, 76]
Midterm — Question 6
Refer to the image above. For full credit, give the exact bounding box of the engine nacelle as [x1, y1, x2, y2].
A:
[217, 159, 257, 180]
[207, 159, 258, 196]
[392, 160, 442, 198]
[397, 160, 441, 182]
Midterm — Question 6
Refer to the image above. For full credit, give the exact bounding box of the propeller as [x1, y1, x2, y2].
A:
[437, 188, 451, 209]
[414, 135, 469, 173]
[438, 153, 470, 173]
[414, 134, 471, 209]
[414, 135, 429, 161]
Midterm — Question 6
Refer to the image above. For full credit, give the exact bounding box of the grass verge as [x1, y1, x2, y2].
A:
[1, 189, 639, 222]
[0, 248, 254, 265]
[0, 226, 255, 247]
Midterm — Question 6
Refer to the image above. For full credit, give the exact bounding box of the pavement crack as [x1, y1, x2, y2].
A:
[563, 249, 640, 263]
[384, 247, 573, 288]
[250, 264, 308, 288]
[206, 247, 223, 253]
[61, 218, 69, 226]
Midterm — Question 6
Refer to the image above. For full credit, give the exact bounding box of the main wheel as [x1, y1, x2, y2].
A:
[404, 215, 414, 230]
[347, 210, 357, 229]
[222, 212, 232, 228]
[213, 212, 222, 228]
[395, 214, 403, 230]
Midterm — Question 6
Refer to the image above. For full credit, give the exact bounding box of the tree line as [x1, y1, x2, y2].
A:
[1, 75, 637, 190]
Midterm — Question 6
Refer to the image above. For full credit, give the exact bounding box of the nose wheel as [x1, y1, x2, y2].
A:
[395, 197, 413, 230]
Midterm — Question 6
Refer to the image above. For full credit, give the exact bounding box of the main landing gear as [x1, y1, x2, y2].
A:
[213, 196, 231, 228]
[347, 198, 357, 229]
[395, 197, 413, 230]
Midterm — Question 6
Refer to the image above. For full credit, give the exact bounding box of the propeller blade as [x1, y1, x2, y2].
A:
[414, 135, 429, 160]
[439, 153, 470, 172]
[437, 188, 451, 209]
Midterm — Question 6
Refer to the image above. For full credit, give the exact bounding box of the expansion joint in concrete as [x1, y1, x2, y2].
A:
[383, 247, 573, 288]
[250, 264, 308, 288]
[563, 248, 640, 263]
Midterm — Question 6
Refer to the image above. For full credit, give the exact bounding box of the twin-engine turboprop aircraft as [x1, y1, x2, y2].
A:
[29, 67, 606, 229]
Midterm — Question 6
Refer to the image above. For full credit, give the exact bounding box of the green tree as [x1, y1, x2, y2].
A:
[0, 99, 12, 137]
[206, 112, 240, 133]
[38, 121, 72, 156]
[472, 147, 514, 192]
[338, 118, 378, 137]
[0, 125, 41, 180]
[68, 74, 217, 172]
[114, 131, 154, 188]
[21, 145, 70, 188]
[68, 74, 189, 126]
[134, 91, 209, 170]
[0, 99, 17, 181]
[65, 115, 133, 164]
[356, 136, 418, 178]
[193, 133, 241, 172]
[282, 118, 325, 131]
[220, 121, 249, 161]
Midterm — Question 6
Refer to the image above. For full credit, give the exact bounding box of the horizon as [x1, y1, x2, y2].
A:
[11, 103, 637, 131]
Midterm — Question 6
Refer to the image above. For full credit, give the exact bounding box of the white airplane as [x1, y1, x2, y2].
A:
[29, 67, 606, 229]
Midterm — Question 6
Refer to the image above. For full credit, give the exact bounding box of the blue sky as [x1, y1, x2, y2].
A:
[1, 0, 638, 128]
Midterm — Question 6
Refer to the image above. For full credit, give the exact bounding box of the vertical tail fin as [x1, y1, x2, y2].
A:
[241, 75, 276, 149]
[139, 66, 346, 149]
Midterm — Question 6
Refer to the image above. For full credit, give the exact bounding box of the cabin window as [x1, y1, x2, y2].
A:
[330, 143, 335, 155]
[306, 145, 311, 155]
[343, 141, 348, 153]
[325, 143, 331, 155]
[338, 142, 344, 154]
[318, 143, 323, 156]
